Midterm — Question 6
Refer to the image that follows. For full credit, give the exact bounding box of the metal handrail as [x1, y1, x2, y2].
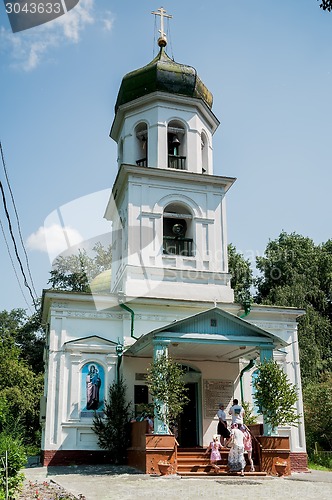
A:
[168, 155, 186, 170]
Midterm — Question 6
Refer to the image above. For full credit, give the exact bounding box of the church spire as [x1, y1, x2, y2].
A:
[151, 6, 172, 47]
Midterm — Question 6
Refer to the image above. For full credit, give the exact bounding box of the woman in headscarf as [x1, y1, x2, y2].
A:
[240, 424, 255, 472]
[226, 423, 246, 476]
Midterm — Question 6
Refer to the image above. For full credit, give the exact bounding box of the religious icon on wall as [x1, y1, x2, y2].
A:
[81, 362, 104, 413]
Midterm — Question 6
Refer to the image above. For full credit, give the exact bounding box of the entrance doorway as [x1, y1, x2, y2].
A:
[178, 382, 199, 447]
[177, 365, 201, 448]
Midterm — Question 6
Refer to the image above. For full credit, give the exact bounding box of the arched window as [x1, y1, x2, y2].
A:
[163, 202, 193, 256]
[135, 122, 148, 167]
[201, 132, 208, 173]
[167, 120, 186, 170]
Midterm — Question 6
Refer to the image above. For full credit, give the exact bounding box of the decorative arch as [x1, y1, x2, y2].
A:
[153, 193, 203, 219]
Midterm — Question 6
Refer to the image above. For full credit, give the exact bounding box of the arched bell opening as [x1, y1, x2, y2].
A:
[167, 120, 186, 170]
[118, 139, 124, 168]
[163, 202, 193, 257]
[201, 131, 208, 174]
[135, 122, 148, 167]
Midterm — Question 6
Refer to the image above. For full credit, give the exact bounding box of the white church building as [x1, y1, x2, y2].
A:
[41, 8, 307, 473]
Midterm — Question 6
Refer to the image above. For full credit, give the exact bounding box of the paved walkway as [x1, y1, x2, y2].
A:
[23, 465, 332, 500]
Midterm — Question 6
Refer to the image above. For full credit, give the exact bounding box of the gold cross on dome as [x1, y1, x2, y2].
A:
[151, 6, 172, 46]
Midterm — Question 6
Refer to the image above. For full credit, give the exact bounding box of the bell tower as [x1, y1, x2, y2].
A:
[105, 8, 235, 303]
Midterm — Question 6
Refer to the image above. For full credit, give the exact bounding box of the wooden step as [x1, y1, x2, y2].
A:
[179, 470, 267, 477]
[177, 464, 228, 473]
[176, 448, 263, 476]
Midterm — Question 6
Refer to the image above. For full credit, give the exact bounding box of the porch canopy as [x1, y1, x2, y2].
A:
[125, 307, 287, 363]
[125, 307, 288, 436]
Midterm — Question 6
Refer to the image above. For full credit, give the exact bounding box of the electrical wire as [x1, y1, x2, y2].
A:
[153, 13, 157, 57]
[0, 141, 38, 298]
[0, 179, 37, 311]
[0, 217, 33, 313]
[166, 17, 174, 60]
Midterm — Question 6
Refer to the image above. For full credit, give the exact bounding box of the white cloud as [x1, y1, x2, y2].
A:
[103, 11, 114, 32]
[0, 0, 112, 71]
[57, 0, 94, 42]
[27, 224, 83, 256]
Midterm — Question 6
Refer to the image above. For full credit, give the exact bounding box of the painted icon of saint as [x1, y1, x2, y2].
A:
[86, 364, 101, 410]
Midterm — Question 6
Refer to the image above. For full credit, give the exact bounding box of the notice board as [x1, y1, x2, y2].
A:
[203, 379, 233, 418]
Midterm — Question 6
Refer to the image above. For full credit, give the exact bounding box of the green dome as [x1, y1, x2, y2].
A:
[115, 47, 213, 112]
[90, 270, 112, 294]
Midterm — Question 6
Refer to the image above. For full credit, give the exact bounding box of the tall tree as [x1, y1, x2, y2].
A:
[0, 308, 44, 373]
[319, 0, 332, 12]
[255, 231, 332, 384]
[0, 308, 45, 446]
[48, 242, 112, 292]
[228, 243, 254, 307]
[303, 374, 332, 451]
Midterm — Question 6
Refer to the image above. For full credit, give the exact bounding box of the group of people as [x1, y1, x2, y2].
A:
[205, 399, 255, 476]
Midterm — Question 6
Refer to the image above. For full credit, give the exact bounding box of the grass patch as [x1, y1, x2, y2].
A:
[308, 460, 332, 472]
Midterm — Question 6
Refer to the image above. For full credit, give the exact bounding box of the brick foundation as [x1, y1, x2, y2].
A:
[290, 452, 309, 472]
[42, 450, 111, 467]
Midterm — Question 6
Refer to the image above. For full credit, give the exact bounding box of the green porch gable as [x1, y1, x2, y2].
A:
[125, 307, 285, 362]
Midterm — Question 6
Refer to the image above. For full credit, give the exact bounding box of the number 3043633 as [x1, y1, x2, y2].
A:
[5, 3, 62, 15]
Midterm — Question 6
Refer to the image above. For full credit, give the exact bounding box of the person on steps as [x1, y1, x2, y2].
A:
[205, 434, 223, 472]
[225, 423, 246, 476]
[217, 403, 231, 445]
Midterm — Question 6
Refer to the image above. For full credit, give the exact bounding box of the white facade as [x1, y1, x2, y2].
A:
[41, 294, 306, 459]
[41, 41, 307, 467]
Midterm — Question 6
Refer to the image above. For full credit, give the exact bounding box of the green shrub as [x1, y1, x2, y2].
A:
[0, 433, 27, 497]
[303, 375, 332, 452]
[253, 359, 300, 433]
[242, 401, 257, 426]
[93, 378, 131, 464]
[308, 451, 332, 470]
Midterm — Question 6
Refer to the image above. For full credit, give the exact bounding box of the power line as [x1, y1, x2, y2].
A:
[0, 178, 38, 311]
[0, 141, 38, 298]
[0, 217, 33, 314]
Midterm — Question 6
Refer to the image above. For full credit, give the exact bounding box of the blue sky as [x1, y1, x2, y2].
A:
[0, 0, 331, 313]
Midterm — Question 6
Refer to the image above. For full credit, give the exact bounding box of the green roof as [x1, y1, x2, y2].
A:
[90, 270, 112, 294]
[115, 47, 213, 112]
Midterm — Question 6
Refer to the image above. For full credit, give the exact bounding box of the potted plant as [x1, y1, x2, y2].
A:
[252, 359, 301, 475]
[157, 459, 173, 475]
[146, 353, 189, 434]
[274, 457, 288, 476]
[253, 359, 301, 436]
